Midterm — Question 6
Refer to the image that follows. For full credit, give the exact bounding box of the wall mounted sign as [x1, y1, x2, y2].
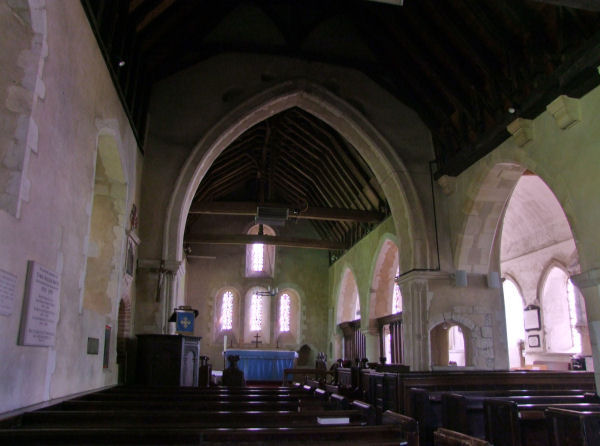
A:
[18, 261, 60, 347]
[528, 334, 541, 348]
[523, 305, 541, 331]
[0, 269, 17, 316]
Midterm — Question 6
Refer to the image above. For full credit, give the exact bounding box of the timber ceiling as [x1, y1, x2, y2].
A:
[82, 0, 600, 256]
[186, 107, 389, 257]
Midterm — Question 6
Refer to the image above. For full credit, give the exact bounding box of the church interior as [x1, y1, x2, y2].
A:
[2, 0, 600, 443]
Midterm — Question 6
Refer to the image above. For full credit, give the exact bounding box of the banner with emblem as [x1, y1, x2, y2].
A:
[175, 310, 195, 335]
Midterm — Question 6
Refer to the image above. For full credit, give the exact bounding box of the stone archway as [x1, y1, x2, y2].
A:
[163, 80, 429, 285]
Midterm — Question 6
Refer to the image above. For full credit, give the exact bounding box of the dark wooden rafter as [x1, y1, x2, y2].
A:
[185, 234, 347, 251]
[532, 0, 600, 11]
[81, 0, 600, 186]
[189, 201, 385, 223]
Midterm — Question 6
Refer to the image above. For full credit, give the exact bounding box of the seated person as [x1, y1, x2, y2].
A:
[222, 355, 246, 386]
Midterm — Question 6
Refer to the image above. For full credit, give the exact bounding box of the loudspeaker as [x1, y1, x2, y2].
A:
[455, 270, 468, 287]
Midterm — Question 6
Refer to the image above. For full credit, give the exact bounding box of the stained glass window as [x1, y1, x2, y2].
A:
[220, 291, 233, 330]
[392, 267, 402, 313]
[280, 293, 291, 332]
[251, 243, 264, 272]
[250, 293, 263, 331]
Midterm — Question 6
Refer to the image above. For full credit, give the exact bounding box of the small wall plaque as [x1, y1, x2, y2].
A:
[528, 334, 541, 348]
[87, 337, 99, 355]
[18, 261, 60, 347]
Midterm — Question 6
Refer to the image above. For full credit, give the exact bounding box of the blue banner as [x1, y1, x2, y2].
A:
[175, 311, 195, 334]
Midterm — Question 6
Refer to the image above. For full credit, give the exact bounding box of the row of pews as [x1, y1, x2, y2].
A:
[1, 368, 598, 445]
[320, 367, 600, 445]
[0, 384, 423, 445]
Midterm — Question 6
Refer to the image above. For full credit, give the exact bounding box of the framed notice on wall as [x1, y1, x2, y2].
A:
[18, 261, 61, 347]
[523, 305, 541, 331]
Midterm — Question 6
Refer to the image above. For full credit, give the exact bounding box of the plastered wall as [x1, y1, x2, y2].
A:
[0, 2, 140, 414]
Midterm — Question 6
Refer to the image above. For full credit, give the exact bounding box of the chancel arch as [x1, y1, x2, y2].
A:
[163, 81, 431, 328]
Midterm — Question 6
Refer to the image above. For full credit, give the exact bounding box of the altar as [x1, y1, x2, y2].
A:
[224, 349, 298, 382]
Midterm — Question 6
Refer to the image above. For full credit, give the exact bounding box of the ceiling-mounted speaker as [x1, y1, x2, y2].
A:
[487, 271, 501, 289]
[455, 270, 468, 287]
[255, 207, 288, 227]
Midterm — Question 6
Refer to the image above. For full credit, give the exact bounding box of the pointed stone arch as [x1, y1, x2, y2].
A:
[163, 80, 428, 279]
[368, 235, 401, 322]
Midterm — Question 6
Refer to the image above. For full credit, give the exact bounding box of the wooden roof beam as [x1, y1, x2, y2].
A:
[185, 234, 347, 251]
[189, 201, 385, 223]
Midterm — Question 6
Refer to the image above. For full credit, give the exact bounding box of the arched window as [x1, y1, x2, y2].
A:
[503, 278, 525, 368]
[244, 287, 271, 344]
[245, 224, 276, 277]
[541, 266, 586, 353]
[220, 291, 234, 330]
[214, 288, 240, 344]
[250, 293, 263, 332]
[276, 290, 301, 347]
[279, 293, 291, 332]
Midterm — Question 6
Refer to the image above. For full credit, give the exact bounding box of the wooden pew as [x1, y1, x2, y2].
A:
[434, 428, 491, 446]
[382, 410, 420, 446]
[442, 391, 599, 438]
[484, 399, 600, 446]
[0, 424, 412, 445]
[282, 368, 332, 385]
[545, 407, 600, 446]
[13, 409, 367, 428]
[400, 371, 595, 415]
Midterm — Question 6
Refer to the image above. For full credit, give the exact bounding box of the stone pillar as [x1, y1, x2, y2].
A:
[364, 326, 380, 363]
[398, 272, 446, 370]
[571, 268, 600, 391]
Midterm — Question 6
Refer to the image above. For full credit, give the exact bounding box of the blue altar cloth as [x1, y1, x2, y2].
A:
[224, 349, 298, 381]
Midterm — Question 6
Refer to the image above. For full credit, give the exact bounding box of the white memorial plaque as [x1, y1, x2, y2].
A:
[19, 261, 61, 347]
[0, 269, 17, 316]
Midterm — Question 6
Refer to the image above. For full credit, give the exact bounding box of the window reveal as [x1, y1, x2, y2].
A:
[250, 293, 263, 331]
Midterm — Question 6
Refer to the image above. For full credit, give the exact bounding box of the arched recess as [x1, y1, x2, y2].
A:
[82, 134, 127, 315]
[430, 321, 472, 368]
[163, 80, 429, 279]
